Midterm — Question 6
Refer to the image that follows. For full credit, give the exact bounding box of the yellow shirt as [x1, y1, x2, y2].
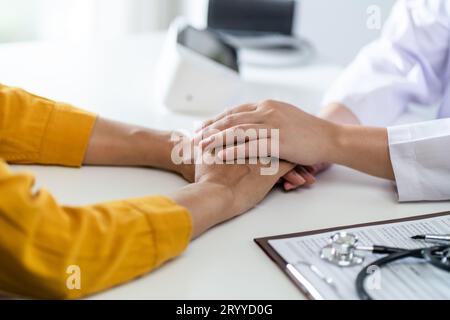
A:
[0, 85, 192, 299]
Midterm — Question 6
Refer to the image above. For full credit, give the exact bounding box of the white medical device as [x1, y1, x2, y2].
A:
[207, 0, 313, 67]
[155, 19, 241, 115]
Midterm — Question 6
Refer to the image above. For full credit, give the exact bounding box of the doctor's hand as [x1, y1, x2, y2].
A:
[196, 100, 339, 167]
[282, 163, 330, 191]
[280, 102, 369, 190]
[195, 100, 394, 183]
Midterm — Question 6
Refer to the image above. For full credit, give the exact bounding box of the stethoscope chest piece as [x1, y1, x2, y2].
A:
[320, 232, 365, 267]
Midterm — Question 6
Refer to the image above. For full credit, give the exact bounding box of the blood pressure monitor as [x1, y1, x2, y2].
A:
[155, 19, 241, 114]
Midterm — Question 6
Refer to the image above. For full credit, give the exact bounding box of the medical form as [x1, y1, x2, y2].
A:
[256, 212, 450, 300]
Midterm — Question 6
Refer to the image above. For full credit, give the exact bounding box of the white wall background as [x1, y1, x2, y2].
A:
[182, 0, 395, 65]
[37, 0, 181, 41]
[0, 0, 396, 65]
[0, 0, 182, 42]
[300, 0, 394, 65]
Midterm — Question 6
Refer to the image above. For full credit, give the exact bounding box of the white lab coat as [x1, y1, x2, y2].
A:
[323, 0, 450, 202]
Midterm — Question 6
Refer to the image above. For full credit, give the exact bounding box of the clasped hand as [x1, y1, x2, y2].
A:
[195, 100, 336, 190]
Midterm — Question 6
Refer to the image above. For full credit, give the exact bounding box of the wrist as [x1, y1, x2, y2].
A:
[137, 130, 175, 169]
[327, 124, 381, 166]
[322, 122, 351, 166]
[137, 129, 194, 181]
[323, 124, 393, 179]
[164, 132, 195, 181]
[172, 180, 233, 239]
[320, 121, 346, 165]
[195, 179, 234, 212]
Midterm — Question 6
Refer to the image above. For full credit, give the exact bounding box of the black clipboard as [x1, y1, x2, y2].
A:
[254, 210, 450, 300]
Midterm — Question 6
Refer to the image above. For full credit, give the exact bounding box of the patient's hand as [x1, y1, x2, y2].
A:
[173, 162, 195, 183]
[172, 152, 294, 238]
[197, 153, 293, 221]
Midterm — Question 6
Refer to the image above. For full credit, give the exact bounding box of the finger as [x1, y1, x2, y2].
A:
[296, 166, 316, 186]
[284, 181, 296, 191]
[196, 110, 262, 141]
[217, 138, 273, 161]
[200, 124, 272, 152]
[304, 163, 329, 175]
[268, 161, 296, 182]
[282, 170, 307, 189]
[312, 163, 330, 174]
[195, 103, 256, 133]
[304, 165, 315, 174]
[277, 161, 296, 177]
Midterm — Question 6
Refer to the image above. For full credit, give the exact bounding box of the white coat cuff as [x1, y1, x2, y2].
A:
[387, 125, 423, 202]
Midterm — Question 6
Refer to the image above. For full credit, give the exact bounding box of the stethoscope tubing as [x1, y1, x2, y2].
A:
[371, 245, 406, 254]
[423, 246, 450, 272]
[355, 246, 449, 300]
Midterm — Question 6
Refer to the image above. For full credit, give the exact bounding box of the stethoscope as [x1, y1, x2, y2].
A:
[320, 232, 450, 300]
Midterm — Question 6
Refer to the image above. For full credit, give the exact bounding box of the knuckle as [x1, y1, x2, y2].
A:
[260, 99, 276, 107]
[261, 99, 275, 105]
[233, 124, 246, 133]
[224, 108, 233, 116]
[263, 107, 277, 118]
[222, 115, 236, 126]
[230, 126, 240, 136]
[203, 127, 219, 139]
[258, 100, 279, 117]
[201, 120, 212, 128]
[232, 127, 247, 141]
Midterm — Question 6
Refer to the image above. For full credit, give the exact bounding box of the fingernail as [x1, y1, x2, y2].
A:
[200, 136, 211, 147]
[299, 167, 314, 179]
[284, 182, 295, 191]
[217, 150, 225, 159]
[294, 172, 306, 184]
[202, 136, 214, 147]
[305, 166, 315, 174]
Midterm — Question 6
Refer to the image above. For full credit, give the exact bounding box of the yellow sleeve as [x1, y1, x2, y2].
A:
[0, 161, 192, 299]
[0, 84, 96, 166]
[0, 85, 193, 298]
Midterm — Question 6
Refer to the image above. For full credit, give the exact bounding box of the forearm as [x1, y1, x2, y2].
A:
[0, 160, 191, 299]
[319, 102, 361, 125]
[327, 124, 395, 180]
[319, 103, 394, 179]
[171, 182, 232, 239]
[84, 117, 178, 171]
[0, 85, 180, 172]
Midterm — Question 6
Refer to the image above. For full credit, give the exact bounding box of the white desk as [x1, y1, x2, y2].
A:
[1, 33, 449, 299]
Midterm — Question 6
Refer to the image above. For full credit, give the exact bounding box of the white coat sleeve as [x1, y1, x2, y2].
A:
[323, 0, 450, 126]
[388, 118, 450, 201]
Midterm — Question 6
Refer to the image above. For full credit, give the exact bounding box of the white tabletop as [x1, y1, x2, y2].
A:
[1, 33, 449, 299]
